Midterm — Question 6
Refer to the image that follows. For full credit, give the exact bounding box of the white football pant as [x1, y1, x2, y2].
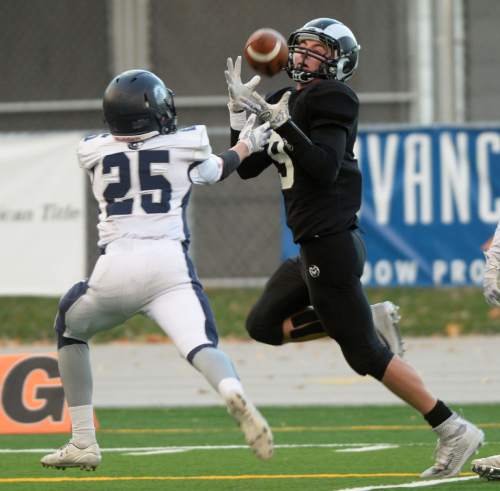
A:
[57, 238, 218, 359]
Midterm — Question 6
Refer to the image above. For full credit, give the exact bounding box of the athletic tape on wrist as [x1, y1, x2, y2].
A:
[229, 110, 247, 131]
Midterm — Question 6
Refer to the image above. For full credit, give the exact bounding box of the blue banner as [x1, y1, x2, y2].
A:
[282, 126, 500, 286]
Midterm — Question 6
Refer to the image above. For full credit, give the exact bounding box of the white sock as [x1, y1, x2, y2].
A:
[218, 377, 245, 401]
[69, 404, 96, 448]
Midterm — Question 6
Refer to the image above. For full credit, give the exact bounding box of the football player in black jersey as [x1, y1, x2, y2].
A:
[226, 18, 484, 479]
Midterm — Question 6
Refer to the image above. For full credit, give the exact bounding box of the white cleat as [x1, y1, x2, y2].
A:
[226, 392, 273, 460]
[420, 414, 484, 479]
[371, 301, 405, 357]
[472, 454, 500, 480]
[40, 442, 101, 471]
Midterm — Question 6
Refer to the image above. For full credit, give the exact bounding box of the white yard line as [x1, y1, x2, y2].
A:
[0, 442, 399, 456]
[337, 476, 477, 491]
[125, 444, 398, 456]
[337, 444, 399, 453]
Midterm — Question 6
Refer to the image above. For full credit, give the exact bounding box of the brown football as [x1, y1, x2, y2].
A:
[244, 28, 289, 77]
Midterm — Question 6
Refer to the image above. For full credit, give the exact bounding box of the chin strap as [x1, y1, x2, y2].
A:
[291, 70, 315, 83]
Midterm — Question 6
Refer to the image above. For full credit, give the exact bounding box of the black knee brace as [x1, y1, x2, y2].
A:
[340, 341, 394, 380]
[289, 307, 325, 341]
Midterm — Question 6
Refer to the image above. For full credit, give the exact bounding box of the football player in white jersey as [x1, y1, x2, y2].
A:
[41, 69, 273, 471]
[471, 226, 500, 480]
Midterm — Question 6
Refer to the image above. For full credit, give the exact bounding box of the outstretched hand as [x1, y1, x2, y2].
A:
[238, 113, 272, 154]
[225, 56, 261, 113]
[239, 90, 291, 129]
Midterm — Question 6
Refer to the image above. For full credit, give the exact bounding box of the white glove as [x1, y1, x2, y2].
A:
[483, 255, 500, 306]
[239, 90, 291, 129]
[238, 113, 271, 154]
[225, 56, 261, 113]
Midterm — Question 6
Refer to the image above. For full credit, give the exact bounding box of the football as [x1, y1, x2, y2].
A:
[244, 28, 289, 77]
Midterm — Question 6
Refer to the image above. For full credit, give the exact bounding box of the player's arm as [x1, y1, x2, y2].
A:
[225, 56, 274, 179]
[189, 114, 271, 185]
[230, 105, 276, 179]
[230, 127, 274, 179]
[483, 222, 500, 306]
[276, 120, 347, 182]
[240, 85, 357, 182]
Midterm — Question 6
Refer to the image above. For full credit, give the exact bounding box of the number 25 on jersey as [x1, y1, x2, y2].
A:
[102, 150, 172, 216]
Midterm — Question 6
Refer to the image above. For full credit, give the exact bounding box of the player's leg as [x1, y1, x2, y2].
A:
[248, 256, 404, 355]
[144, 276, 273, 460]
[41, 281, 102, 471]
[191, 346, 273, 460]
[283, 296, 404, 356]
[246, 257, 315, 344]
[41, 255, 130, 470]
[300, 229, 483, 478]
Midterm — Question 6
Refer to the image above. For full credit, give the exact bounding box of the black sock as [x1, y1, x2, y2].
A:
[424, 399, 453, 428]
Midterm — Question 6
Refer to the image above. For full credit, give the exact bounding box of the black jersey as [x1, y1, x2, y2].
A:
[235, 79, 361, 243]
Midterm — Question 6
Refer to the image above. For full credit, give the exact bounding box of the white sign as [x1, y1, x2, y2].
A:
[0, 132, 86, 295]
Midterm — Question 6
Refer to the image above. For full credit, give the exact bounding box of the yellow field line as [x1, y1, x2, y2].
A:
[0, 472, 477, 483]
[0, 473, 436, 483]
[100, 422, 500, 434]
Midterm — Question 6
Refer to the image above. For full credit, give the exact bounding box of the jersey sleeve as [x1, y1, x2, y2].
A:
[172, 125, 212, 161]
[188, 155, 223, 185]
[192, 125, 212, 160]
[77, 135, 103, 170]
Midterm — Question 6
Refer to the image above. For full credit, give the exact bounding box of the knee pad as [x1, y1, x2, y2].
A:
[245, 308, 283, 346]
[57, 331, 88, 350]
[340, 342, 394, 380]
[54, 280, 89, 337]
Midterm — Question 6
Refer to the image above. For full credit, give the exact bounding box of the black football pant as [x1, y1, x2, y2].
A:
[246, 229, 394, 380]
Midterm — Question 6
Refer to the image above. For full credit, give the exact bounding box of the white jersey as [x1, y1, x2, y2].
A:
[77, 126, 222, 247]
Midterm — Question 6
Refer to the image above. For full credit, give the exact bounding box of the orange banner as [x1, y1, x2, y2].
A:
[0, 352, 96, 434]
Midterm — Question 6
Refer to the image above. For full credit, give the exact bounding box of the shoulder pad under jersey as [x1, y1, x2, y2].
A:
[77, 133, 114, 170]
[302, 80, 359, 129]
[155, 125, 211, 160]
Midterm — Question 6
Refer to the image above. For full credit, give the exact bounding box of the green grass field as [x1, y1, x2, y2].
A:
[0, 287, 498, 343]
[2, 404, 499, 490]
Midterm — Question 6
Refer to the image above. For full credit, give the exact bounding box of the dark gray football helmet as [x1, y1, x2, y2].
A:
[286, 18, 360, 83]
[103, 69, 177, 136]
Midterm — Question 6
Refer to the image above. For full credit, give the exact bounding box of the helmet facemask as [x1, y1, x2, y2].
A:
[287, 33, 339, 83]
[148, 86, 177, 135]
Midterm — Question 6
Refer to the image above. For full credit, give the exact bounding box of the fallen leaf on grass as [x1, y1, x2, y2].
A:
[445, 323, 462, 337]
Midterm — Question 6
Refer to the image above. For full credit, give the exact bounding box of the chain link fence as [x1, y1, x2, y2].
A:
[2, 0, 499, 282]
